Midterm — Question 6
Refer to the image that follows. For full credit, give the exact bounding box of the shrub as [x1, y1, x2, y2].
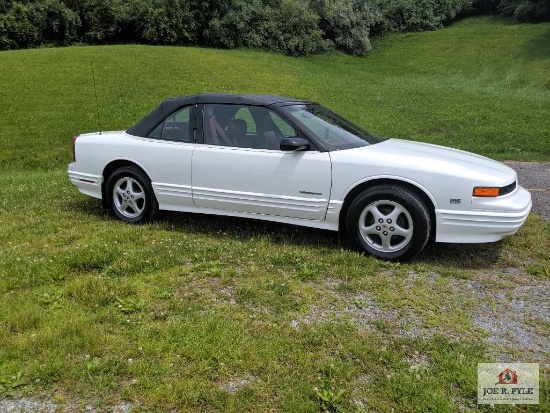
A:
[1, 0, 546, 55]
[471, 0, 502, 14]
[0, 0, 79, 49]
[28, 0, 80, 46]
[514, 1, 550, 22]
[378, 0, 473, 33]
[200, 0, 260, 49]
[0, 0, 14, 14]
[265, 0, 330, 56]
[498, 0, 523, 14]
[499, 0, 550, 22]
[0, 18, 9, 49]
[311, 0, 383, 56]
[201, 0, 329, 56]
[0, 3, 40, 49]
[127, 0, 196, 45]
[61, 0, 128, 43]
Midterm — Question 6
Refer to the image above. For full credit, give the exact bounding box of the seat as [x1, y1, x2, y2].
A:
[263, 131, 279, 150]
[261, 116, 281, 150]
[207, 115, 233, 146]
[227, 119, 248, 147]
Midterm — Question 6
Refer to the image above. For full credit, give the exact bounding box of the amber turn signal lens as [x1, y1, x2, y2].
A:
[473, 187, 499, 197]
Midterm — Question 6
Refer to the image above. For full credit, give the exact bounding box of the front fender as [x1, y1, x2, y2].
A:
[339, 175, 439, 209]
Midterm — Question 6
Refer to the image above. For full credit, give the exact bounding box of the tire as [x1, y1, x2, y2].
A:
[105, 166, 159, 224]
[346, 185, 431, 261]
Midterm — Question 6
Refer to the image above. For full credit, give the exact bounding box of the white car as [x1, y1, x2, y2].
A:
[68, 93, 532, 260]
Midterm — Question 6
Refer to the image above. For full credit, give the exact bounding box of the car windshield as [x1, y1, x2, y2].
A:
[282, 104, 380, 150]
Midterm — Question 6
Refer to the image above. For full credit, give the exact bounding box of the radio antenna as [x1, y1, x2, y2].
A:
[90, 61, 102, 134]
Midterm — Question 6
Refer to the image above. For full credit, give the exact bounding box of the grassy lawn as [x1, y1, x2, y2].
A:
[0, 16, 549, 412]
[0, 16, 549, 173]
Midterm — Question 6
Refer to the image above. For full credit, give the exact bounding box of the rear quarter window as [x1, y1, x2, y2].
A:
[148, 106, 191, 142]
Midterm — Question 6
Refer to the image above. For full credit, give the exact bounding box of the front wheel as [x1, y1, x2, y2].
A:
[106, 166, 159, 224]
[346, 185, 431, 261]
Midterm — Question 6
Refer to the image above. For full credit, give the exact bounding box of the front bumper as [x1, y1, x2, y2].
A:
[435, 186, 532, 243]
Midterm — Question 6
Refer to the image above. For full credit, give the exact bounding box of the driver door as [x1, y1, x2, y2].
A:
[191, 104, 331, 221]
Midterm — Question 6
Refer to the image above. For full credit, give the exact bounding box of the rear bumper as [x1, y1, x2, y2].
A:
[435, 187, 532, 243]
[68, 164, 102, 199]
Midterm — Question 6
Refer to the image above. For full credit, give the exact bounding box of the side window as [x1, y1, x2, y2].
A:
[234, 107, 256, 134]
[204, 104, 297, 150]
[204, 104, 250, 147]
[148, 106, 191, 142]
[257, 108, 297, 150]
[269, 111, 295, 138]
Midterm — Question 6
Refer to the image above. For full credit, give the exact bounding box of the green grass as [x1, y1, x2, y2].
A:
[0, 16, 549, 412]
[0, 16, 549, 173]
[1, 169, 548, 411]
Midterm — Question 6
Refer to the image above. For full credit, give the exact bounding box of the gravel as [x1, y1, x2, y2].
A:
[0, 400, 132, 413]
[505, 161, 550, 220]
[473, 281, 550, 362]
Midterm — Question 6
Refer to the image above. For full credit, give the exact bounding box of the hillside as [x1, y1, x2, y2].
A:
[0, 16, 549, 173]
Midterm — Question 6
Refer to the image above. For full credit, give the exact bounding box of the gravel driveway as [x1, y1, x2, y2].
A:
[505, 161, 550, 220]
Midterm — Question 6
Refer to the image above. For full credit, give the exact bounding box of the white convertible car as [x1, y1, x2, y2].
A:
[68, 93, 532, 260]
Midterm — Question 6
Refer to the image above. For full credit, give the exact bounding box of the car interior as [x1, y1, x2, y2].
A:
[205, 104, 295, 150]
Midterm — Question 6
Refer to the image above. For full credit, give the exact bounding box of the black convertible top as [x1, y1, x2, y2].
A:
[127, 93, 311, 137]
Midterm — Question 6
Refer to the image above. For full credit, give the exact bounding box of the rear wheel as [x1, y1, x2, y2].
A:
[106, 166, 158, 224]
[346, 185, 431, 261]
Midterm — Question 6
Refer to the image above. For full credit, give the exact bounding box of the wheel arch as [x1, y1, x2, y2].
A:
[338, 178, 438, 241]
[101, 159, 153, 209]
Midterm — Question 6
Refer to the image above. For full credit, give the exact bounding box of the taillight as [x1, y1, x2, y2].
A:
[72, 135, 78, 162]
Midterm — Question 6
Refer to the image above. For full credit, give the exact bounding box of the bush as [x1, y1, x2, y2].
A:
[0, 0, 546, 55]
[378, 0, 473, 33]
[0, 3, 40, 49]
[61, 0, 128, 43]
[201, 0, 329, 56]
[311, 0, 383, 56]
[514, 1, 550, 22]
[0, 19, 9, 49]
[29, 0, 80, 46]
[471, 0, 502, 14]
[0, 0, 79, 49]
[0, 0, 14, 14]
[265, 0, 330, 56]
[127, 0, 196, 45]
[200, 0, 261, 49]
[498, 0, 522, 14]
[499, 0, 550, 22]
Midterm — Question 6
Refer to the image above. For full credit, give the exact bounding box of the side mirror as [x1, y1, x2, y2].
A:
[280, 137, 309, 151]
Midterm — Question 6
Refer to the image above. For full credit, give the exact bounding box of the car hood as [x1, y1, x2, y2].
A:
[344, 138, 517, 185]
